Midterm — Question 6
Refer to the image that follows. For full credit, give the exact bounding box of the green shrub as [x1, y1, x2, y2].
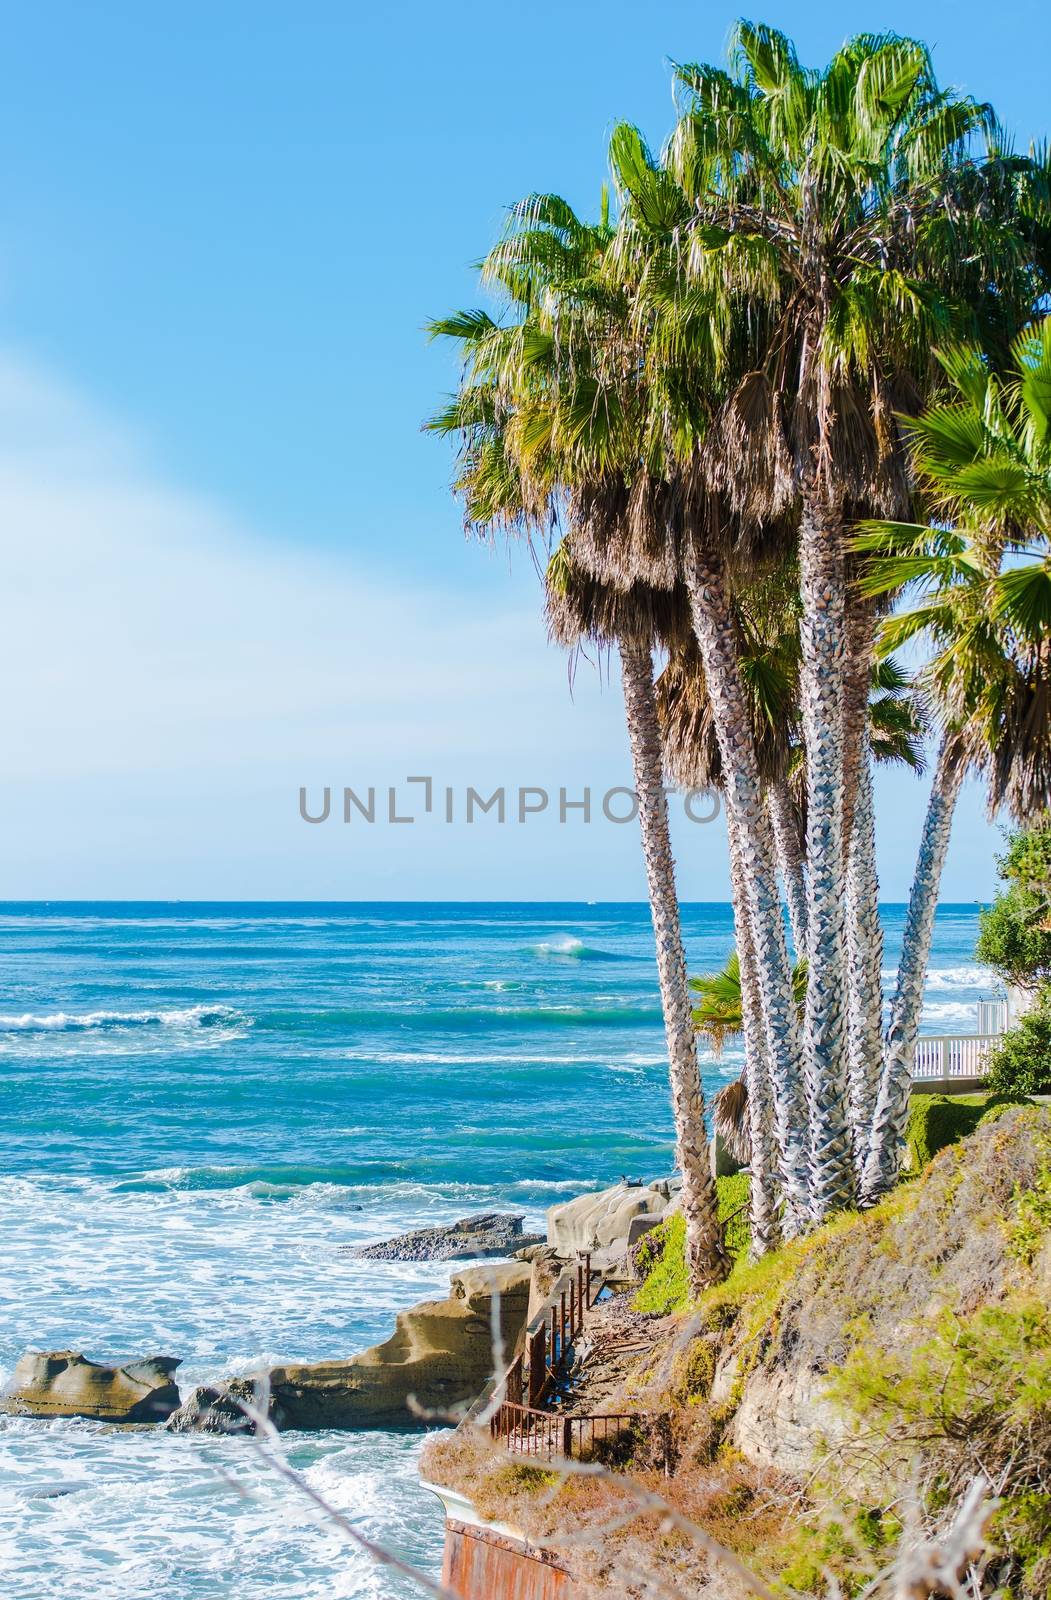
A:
[634, 1213, 688, 1314]
[905, 1091, 1035, 1171]
[989, 1008, 1051, 1096]
[998, 816, 1051, 907]
[977, 1093, 1035, 1128]
[906, 1093, 988, 1169]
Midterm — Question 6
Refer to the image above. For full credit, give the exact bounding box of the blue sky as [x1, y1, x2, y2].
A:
[0, 1, 1046, 900]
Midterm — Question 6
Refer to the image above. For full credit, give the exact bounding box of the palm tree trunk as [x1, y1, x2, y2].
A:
[726, 806, 781, 1257]
[842, 596, 875, 844]
[841, 593, 883, 1174]
[767, 780, 808, 955]
[860, 734, 966, 1203]
[681, 548, 811, 1232]
[619, 639, 730, 1290]
[844, 753, 884, 1173]
[798, 496, 854, 1219]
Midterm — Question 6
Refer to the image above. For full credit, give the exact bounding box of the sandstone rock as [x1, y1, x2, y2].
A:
[0, 1351, 181, 1424]
[266, 1261, 531, 1429]
[347, 1212, 544, 1262]
[525, 1244, 567, 1325]
[729, 1363, 843, 1475]
[166, 1377, 259, 1434]
[546, 1181, 676, 1258]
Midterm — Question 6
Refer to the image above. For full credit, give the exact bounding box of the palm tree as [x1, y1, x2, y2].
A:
[855, 320, 1051, 1199]
[845, 657, 929, 1167]
[428, 213, 730, 1291]
[663, 23, 1027, 1219]
[602, 124, 813, 1232]
[449, 158, 815, 1235]
[545, 548, 730, 1287]
[692, 949, 809, 1047]
[684, 646, 921, 1198]
[661, 586, 925, 1178]
[691, 929, 806, 1254]
[655, 580, 805, 952]
[657, 597, 799, 1254]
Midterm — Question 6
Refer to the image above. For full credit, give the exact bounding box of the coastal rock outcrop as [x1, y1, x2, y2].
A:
[546, 1179, 678, 1260]
[0, 1351, 182, 1423]
[347, 1212, 544, 1262]
[267, 1262, 531, 1428]
[166, 1262, 532, 1433]
[166, 1377, 259, 1434]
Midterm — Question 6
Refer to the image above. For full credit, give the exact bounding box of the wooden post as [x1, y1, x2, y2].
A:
[569, 1279, 576, 1338]
[560, 1290, 567, 1354]
[577, 1261, 584, 1321]
[562, 1417, 573, 1458]
[529, 1325, 546, 1406]
[584, 1253, 592, 1308]
[551, 1305, 558, 1364]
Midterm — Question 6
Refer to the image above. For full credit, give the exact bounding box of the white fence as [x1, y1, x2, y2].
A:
[912, 1033, 1002, 1080]
[977, 998, 1008, 1035]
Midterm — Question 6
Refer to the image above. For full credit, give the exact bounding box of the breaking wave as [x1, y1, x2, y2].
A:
[0, 1004, 249, 1034]
[530, 935, 627, 961]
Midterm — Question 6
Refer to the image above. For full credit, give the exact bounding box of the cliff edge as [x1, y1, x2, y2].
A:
[423, 1104, 1051, 1598]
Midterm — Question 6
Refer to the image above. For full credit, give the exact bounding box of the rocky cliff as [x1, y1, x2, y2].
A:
[425, 1106, 1051, 1599]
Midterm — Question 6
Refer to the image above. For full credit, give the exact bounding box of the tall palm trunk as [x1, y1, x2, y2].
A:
[842, 596, 875, 841]
[844, 754, 884, 1172]
[798, 497, 854, 1219]
[860, 734, 966, 1203]
[681, 548, 811, 1232]
[726, 807, 781, 1257]
[842, 595, 883, 1177]
[620, 640, 730, 1290]
[767, 780, 808, 955]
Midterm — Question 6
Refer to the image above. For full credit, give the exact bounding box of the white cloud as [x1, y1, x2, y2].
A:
[0, 349, 659, 897]
[0, 352, 545, 778]
[0, 348, 996, 902]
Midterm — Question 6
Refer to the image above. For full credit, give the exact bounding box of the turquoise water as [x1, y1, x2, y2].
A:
[0, 902, 991, 1598]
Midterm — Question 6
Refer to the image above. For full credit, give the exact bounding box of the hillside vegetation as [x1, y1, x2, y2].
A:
[426, 1105, 1051, 1598]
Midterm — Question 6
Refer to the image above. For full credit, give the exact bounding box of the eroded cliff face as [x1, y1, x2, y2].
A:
[426, 1107, 1051, 1599]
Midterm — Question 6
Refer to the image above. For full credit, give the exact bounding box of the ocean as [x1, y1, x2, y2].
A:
[0, 901, 994, 1599]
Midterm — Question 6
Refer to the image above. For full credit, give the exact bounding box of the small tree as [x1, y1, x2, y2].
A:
[976, 817, 1051, 989]
[987, 1011, 1051, 1095]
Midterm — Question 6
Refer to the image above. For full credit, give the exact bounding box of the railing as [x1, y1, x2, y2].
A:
[471, 1252, 673, 1471]
[490, 1401, 654, 1461]
[512, 1253, 595, 1408]
[912, 1033, 1001, 1080]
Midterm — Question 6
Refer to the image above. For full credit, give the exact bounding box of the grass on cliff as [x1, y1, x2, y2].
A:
[632, 1175, 750, 1316]
[634, 1092, 1032, 1319]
